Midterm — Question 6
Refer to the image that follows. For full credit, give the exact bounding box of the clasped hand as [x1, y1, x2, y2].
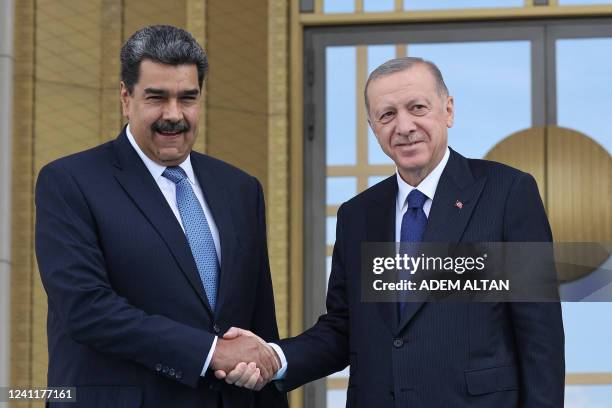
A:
[210, 327, 279, 390]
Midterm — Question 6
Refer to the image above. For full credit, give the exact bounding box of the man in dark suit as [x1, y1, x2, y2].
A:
[35, 25, 287, 408]
[219, 57, 565, 407]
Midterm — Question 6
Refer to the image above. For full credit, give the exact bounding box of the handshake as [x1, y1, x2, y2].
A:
[210, 328, 281, 391]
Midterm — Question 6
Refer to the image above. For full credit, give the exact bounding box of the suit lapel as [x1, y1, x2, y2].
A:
[190, 153, 240, 320]
[397, 149, 487, 333]
[111, 131, 213, 315]
[367, 177, 400, 335]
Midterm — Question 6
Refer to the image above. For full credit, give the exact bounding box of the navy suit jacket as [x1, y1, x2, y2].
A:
[35, 129, 288, 408]
[279, 149, 564, 407]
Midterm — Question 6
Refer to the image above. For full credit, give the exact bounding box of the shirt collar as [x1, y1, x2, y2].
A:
[126, 124, 196, 184]
[396, 147, 450, 210]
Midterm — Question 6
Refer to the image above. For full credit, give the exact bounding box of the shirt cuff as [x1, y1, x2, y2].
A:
[268, 342, 288, 380]
[201, 335, 218, 376]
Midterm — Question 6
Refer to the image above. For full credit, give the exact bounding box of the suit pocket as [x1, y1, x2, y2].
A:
[48, 386, 142, 408]
[465, 365, 519, 396]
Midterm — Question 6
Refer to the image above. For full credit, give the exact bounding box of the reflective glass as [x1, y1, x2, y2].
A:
[367, 45, 397, 164]
[323, 0, 355, 13]
[405, 0, 523, 11]
[557, 38, 612, 154]
[326, 216, 337, 246]
[565, 385, 612, 407]
[327, 46, 357, 165]
[326, 389, 347, 408]
[327, 177, 358, 205]
[364, 0, 395, 12]
[369, 175, 391, 187]
[408, 41, 531, 159]
[562, 303, 612, 372]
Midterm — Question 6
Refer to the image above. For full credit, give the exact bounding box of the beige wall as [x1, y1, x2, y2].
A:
[9, 1, 291, 405]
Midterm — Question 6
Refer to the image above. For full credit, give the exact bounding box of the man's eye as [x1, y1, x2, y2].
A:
[147, 96, 163, 100]
[380, 112, 394, 121]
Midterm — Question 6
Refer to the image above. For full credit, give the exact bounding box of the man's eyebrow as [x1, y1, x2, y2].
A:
[143, 88, 167, 95]
[180, 89, 200, 97]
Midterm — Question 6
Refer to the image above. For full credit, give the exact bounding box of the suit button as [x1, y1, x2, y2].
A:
[162, 366, 169, 374]
[169, 368, 176, 377]
[155, 363, 162, 372]
[393, 338, 404, 348]
[176, 371, 183, 379]
[209, 382, 221, 391]
[213, 324, 221, 334]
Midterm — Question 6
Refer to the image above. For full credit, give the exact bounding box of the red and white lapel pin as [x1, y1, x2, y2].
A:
[455, 200, 463, 209]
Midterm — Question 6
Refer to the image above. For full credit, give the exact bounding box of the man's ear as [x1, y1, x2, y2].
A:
[445, 96, 454, 128]
[120, 81, 130, 118]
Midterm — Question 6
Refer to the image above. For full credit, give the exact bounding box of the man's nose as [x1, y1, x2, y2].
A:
[162, 98, 183, 121]
[395, 110, 417, 135]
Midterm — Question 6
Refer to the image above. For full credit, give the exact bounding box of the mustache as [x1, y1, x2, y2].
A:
[151, 120, 190, 134]
[393, 133, 425, 145]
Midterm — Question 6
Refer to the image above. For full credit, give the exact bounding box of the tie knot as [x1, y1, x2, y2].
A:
[162, 166, 188, 184]
[407, 189, 428, 209]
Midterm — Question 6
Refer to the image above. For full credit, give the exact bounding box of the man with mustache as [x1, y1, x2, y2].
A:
[219, 57, 565, 407]
[35, 25, 287, 408]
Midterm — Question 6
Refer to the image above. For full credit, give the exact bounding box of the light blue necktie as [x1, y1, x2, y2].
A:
[163, 166, 219, 311]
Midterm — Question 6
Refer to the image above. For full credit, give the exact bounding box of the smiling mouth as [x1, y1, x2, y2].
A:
[396, 140, 423, 147]
[156, 131, 183, 137]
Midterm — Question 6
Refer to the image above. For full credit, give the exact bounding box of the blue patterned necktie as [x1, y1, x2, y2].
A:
[162, 166, 219, 311]
[398, 189, 429, 316]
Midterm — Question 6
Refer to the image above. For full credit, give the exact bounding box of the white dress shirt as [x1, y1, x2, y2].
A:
[273, 147, 451, 381]
[395, 147, 450, 237]
[126, 125, 220, 376]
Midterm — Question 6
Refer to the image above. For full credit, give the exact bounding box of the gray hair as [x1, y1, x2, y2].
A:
[364, 57, 449, 116]
[121, 25, 208, 94]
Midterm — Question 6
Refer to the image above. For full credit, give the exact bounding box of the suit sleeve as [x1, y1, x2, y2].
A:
[503, 173, 565, 407]
[249, 179, 289, 407]
[277, 204, 350, 392]
[35, 162, 215, 388]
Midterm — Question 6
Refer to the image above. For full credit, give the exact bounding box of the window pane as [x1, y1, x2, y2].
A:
[369, 175, 391, 187]
[327, 177, 358, 205]
[562, 303, 612, 372]
[408, 41, 531, 159]
[405, 0, 523, 11]
[327, 46, 357, 165]
[326, 389, 347, 408]
[326, 255, 333, 291]
[367, 45, 397, 164]
[323, 0, 355, 13]
[557, 38, 612, 154]
[364, 0, 395, 12]
[326, 216, 337, 246]
[566, 385, 612, 407]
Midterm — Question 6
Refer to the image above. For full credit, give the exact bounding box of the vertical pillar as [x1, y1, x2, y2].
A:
[0, 0, 15, 402]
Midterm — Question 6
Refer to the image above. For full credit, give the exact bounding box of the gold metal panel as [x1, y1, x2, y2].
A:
[187, 0, 207, 153]
[546, 126, 611, 243]
[290, 0, 305, 404]
[267, 0, 290, 338]
[10, 0, 35, 395]
[484, 126, 546, 207]
[356, 46, 368, 192]
[123, 0, 187, 38]
[206, 0, 269, 194]
[300, 6, 612, 26]
[100, 0, 123, 142]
